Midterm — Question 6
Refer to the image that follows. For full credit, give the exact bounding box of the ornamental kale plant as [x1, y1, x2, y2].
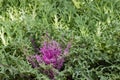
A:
[27, 39, 71, 79]
[40, 40, 64, 70]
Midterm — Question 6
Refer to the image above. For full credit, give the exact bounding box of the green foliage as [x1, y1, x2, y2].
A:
[0, 0, 120, 80]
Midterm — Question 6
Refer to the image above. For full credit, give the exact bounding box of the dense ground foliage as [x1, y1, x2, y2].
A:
[0, 0, 120, 80]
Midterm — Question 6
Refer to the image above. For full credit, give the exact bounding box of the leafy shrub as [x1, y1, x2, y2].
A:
[0, 0, 120, 80]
